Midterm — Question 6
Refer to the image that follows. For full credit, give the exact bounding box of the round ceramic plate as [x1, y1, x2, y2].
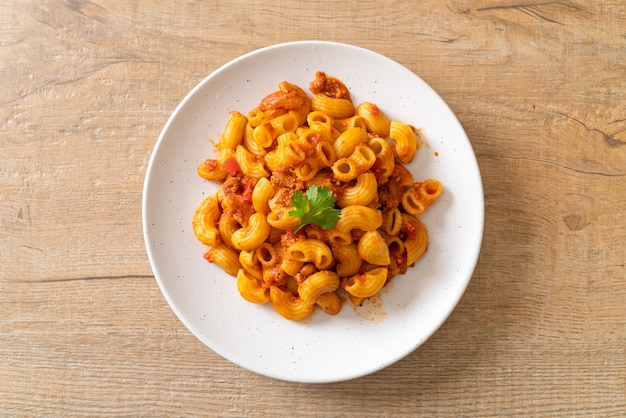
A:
[143, 41, 483, 383]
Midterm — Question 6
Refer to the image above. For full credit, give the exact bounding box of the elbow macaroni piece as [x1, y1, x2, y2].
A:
[231, 213, 270, 251]
[218, 111, 247, 150]
[336, 172, 377, 207]
[390, 120, 418, 164]
[237, 269, 269, 304]
[306, 110, 334, 128]
[311, 93, 355, 118]
[239, 249, 262, 280]
[326, 230, 352, 246]
[381, 208, 404, 236]
[251, 177, 275, 215]
[357, 230, 391, 266]
[243, 122, 266, 157]
[342, 267, 388, 299]
[265, 132, 306, 170]
[197, 148, 236, 181]
[265, 112, 299, 139]
[333, 127, 370, 159]
[204, 243, 241, 277]
[295, 141, 335, 181]
[368, 137, 395, 181]
[315, 291, 342, 315]
[255, 242, 277, 266]
[270, 286, 314, 321]
[333, 244, 361, 277]
[286, 239, 333, 270]
[331, 144, 377, 182]
[192, 194, 221, 246]
[356, 102, 390, 137]
[401, 179, 443, 216]
[192, 72, 443, 320]
[403, 214, 429, 266]
[235, 145, 269, 178]
[218, 214, 239, 249]
[380, 231, 405, 259]
[334, 206, 383, 234]
[298, 270, 340, 305]
[333, 115, 367, 133]
[252, 123, 275, 148]
[290, 101, 311, 126]
[280, 258, 303, 277]
[267, 207, 301, 230]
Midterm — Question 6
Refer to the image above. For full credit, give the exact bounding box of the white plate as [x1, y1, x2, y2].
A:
[143, 41, 484, 383]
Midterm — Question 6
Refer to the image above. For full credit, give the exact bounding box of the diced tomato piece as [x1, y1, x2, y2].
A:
[371, 158, 383, 183]
[222, 157, 240, 176]
[241, 179, 255, 203]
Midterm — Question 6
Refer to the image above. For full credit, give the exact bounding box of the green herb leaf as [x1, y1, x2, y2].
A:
[288, 185, 341, 233]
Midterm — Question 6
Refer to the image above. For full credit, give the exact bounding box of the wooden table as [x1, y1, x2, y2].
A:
[2, 1, 624, 416]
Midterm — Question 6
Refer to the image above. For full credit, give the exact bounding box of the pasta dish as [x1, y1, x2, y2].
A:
[192, 71, 442, 320]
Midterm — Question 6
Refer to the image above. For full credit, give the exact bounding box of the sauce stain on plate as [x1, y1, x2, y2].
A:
[352, 291, 387, 322]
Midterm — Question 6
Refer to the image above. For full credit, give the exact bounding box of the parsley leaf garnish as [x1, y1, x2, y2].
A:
[288, 185, 341, 233]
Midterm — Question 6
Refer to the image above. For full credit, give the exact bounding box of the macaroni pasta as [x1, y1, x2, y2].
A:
[192, 71, 442, 320]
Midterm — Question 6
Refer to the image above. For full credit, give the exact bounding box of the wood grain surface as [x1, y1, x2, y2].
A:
[1, 0, 625, 416]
